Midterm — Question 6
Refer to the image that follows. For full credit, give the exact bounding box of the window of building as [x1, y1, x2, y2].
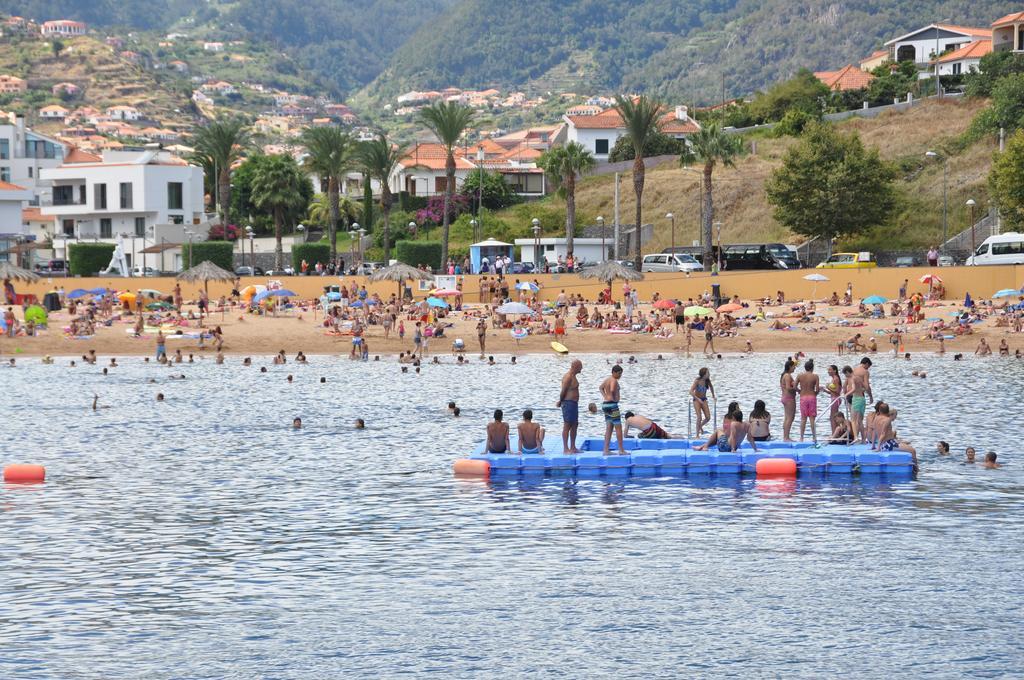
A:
[62, 219, 74, 236]
[134, 216, 145, 237]
[952, 63, 962, 76]
[54, 185, 74, 205]
[120, 182, 133, 209]
[100, 218, 112, 238]
[27, 167, 32, 178]
[167, 182, 183, 210]
[595, 139, 609, 155]
[94, 183, 107, 210]
[0, 167, 9, 183]
[168, 214, 184, 224]
[0, 139, 8, 160]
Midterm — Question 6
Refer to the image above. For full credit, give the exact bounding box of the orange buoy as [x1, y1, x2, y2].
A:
[453, 459, 489, 476]
[4, 464, 46, 483]
[755, 458, 796, 477]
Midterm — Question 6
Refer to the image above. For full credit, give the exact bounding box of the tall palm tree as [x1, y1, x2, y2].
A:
[358, 133, 409, 262]
[250, 154, 307, 271]
[191, 117, 250, 226]
[681, 123, 744, 266]
[418, 100, 474, 268]
[538, 141, 596, 259]
[614, 94, 664, 269]
[300, 125, 352, 263]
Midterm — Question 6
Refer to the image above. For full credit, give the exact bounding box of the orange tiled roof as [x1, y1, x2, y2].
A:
[400, 142, 476, 171]
[566, 107, 627, 130]
[860, 49, 889, 64]
[935, 23, 990, 37]
[936, 39, 992, 63]
[993, 12, 1024, 28]
[814, 64, 874, 91]
[660, 111, 701, 134]
[64, 147, 102, 163]
[22, 207, 45, 221]
[0, 180, 26, 190]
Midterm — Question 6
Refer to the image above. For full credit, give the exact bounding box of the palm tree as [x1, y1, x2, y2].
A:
[418, 100, 474, 268]
[250, 154, 307, 271]
[300, 125, 352, 263]
[191, 117, 250, 226]
[358, 133, 409, 262]
[308, 192, 358, 228]
[681, 123, 744, 266]
[538, 142, 596, 259]
[614, 95, 664, 269]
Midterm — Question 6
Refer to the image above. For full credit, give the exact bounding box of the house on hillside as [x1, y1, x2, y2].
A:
[119, 50, 142, 64]
[566, 104, 602, 116]
[563, 103, 699, 161]
[933, 39, 992, 76]
[884, 23, 989, 78]
[0, 75, 27, 94]
[859, 49, 890, 72]
[168, 60, 189, 73]
[201, 80, 236, 95]
[203, 42, 224, 52]
[41, 20, 86, 37]
[105, 105, 140, 121]
[992, 12, 1024, 52]
[814, 64, 875, 91]
[39, 105, 68, 120]
[394, 143, 476, 197]
[51, 82, 80, 97]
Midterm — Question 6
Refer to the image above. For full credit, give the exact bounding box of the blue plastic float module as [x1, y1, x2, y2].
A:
[468, 438, 914, 476]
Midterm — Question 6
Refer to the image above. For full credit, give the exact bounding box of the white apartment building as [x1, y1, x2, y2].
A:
[0, 114, 67, 205]
[0, 180, 34, 263]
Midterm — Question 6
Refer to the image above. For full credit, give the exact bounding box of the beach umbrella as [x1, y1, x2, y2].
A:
[369, 262, 435, 299]
[862, 295, 888, 305]
[326, 291, 342, 302]
[803, 273, 829, 282]
[147, 301, 173, 310]
[67, 288, 90, 299]
[24, 305, 47, 325]
[684, 305, 713, 317]
[0, 261, 40, 283]
[426, 296, 449, 308]
[349, 300, 364, 308]
[515, 281, 540, 293]
[177, 260, 236, 298]
[88, 287, 108, 295]
[653, 298, 676, 310]
[716, 302, 743, 313]
[992, 289, 1022, 299]
[919, 273, 942, 284]
[139, 288, 163, 298]
[432, 288, 461, 297]
[577, 261, 644, 301]
[118, 292, 137, 304]
[964, 292, 974, 308]
[497, 301, 533, 315]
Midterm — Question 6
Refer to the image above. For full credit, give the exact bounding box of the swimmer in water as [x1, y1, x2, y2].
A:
[355, 418, 365, 429]
[984, 452, 1001, 469]
[293, 417, 302, 429]
[287, 374, 293, 383]
[156, 393, 164, 402]
[965, 447, 976, 464]
[92, 394, 111, 410]
[937, 441, 950, 455]
[587, 402, 598, 414]
[452, 407, 460, 417]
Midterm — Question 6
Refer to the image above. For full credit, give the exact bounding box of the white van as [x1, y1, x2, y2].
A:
[965, 233, 1024, 266]
[641, 253, 704, 273]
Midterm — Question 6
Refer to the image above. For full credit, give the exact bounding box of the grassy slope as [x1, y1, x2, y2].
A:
[493, 98, 994, 253]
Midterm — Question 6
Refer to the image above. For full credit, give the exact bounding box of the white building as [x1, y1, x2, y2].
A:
[39, 105, 69, 120]
[41, 20, 86, 37]
[934, 39, 992, 76]
[515, 237, 610, 266]
[563, 103, 700, 161]
[105, 105, 141, 121]
[0, 180, 34, 263]
[884, 23, 990, 78]
[0, 115, 67, 205]
[41, 148, 205, 270]
[992, 12, 1024, 52]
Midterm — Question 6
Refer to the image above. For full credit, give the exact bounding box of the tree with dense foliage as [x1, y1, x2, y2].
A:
[965, 51, 1024, 98]
[358, 133, 408, 262]
[614, 94, 663, 268]
[989, 128, 1024, 231]
[300, 125, 352, 262]
[866, 60, 918, 106]
[191, 117, 250, 226]
[250, 154, 308, 270]
[607, 131, 684, 162]
[748, 70, 829, 124]
[681, 123, 744, 265]
[232, 154, 313, 235]
[460, 170, 518, 210]
[969, 73, 1024, 139]
[765, 122, 897, 249]
[308, 192, 358, 229]
[538, 141, 597, 258]
[417, 100, 474, 267]
[50, 38, 64, 59]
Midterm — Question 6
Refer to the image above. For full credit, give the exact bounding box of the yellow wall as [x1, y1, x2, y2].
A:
[13, 265, 1023, 303]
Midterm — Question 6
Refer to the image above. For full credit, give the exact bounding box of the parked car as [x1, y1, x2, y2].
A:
[641, 253, 704, 273]
[720, 243, 800, 270]
[964, 233, 1024, 265]
[265, 266, 295, 276]
[34, 259, 69, 276]
[938, 255, 955, 267]
[131, 266, 159, 277]
[816, 252, 877, 269]
[235, 266, 264, 276]
[613, 259, 637, 270]
[508, 262, 535, 274]
[355, 261, 383, 276]
[894, 256, 917, 268]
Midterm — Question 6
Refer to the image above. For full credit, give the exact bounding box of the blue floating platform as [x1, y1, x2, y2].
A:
[465, 436, 915, 478]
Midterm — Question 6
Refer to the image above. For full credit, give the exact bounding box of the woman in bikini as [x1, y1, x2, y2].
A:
[780, 359, 798, 442]
[825, 364, 842, 430]
[689, 367, 715, 437]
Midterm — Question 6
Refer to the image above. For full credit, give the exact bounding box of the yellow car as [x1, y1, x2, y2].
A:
[816, 252, 877, 269]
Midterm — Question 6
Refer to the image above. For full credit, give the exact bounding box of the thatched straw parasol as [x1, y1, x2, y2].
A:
[0, 260, 40, 283]
[369, 262, 435, 299]
[176, 261, 236, 319]
[577, 261, 643, 301]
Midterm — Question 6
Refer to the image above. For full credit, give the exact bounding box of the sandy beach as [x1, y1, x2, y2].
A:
[2, 295, 1018, 360]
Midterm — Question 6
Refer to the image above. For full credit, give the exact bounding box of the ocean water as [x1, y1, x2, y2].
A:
[1, 351, 1022, 678]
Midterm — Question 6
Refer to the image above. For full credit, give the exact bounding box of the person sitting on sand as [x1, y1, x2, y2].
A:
[623, 411, 671, 439]
[486, 409, 511, 454]
[517, 410, 545, 454]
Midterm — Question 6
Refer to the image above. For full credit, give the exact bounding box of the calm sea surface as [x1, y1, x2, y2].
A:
[1, 351, 1022, 678]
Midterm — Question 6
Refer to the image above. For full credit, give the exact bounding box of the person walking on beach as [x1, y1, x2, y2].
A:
[600, 365, 625, 455]
[703, 317, 715, 355]
[796, 359, 821, 443]
[155, 329, 166, 362]
[476, 317, 487, 356]
[557, 359, 582, 453]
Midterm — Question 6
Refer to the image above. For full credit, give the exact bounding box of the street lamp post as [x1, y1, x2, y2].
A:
[348, 226, 357, 272]
[184, 229, 194, 270]
[475, 144, 484, 231]
[666, 212, 675, 256]
[470, 219, 478, 243]
[714, 221, 723, 272]
[966, 198, 977, 255]
[245, 225, 254, 274]
[596, 216, 605, 262]
[408, 220, 417, 239]
[531, 218, 541, 270]
[925, 150, 948, 251]
[358, 227, 366, 263]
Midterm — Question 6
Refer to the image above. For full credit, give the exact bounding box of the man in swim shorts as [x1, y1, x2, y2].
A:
[486, 409, 511, 454]
[795, 359, 820, 444]
[517, 409, 545, 454]
[623, 412, 671, 439]
[850, 357, 873, 443]
[557, 359, 583, 453]
[599, 365, 625, 455]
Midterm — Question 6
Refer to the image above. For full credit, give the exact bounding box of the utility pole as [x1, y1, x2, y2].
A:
[613, 172, 620, 260]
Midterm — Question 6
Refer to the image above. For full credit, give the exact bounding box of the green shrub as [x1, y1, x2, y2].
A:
[398, 192, 428, 212]
[396, 240, 442, 270]
[181, 240, 234, 271]
[68, 242, 115, 276]
[292, 242, 331, 271]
